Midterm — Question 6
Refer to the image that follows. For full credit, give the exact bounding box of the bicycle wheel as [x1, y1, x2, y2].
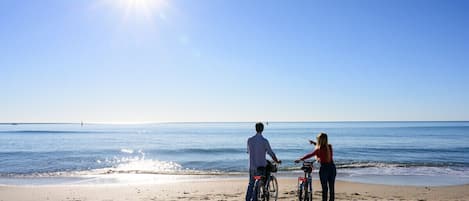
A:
[304, 182, 310, 201]
[269, 176, 278, 201]
[256, 180, 266, 201]
[252, 180, 260, 201]
[305, 181, 313, 201]
[298, 182, 304, 201]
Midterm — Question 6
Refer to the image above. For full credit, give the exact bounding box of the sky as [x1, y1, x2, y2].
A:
[0, 0, 468, 123]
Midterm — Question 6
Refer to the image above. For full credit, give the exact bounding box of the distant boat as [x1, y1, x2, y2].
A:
[81, 121, 84, 127]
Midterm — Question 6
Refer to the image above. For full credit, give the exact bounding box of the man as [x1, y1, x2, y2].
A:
[246, 122, 281, 201]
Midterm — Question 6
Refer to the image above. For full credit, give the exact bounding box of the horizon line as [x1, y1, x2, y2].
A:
[1, 120, 469, 125]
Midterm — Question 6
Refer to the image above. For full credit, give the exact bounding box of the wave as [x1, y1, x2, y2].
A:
[337, 164, 469, 177]
[279, 160, 468, 168]
[278, 162, 469, 179]
[2, 159, 468, 178]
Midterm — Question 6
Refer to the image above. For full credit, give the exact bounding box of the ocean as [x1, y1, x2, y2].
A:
[0, 122, 468, 186]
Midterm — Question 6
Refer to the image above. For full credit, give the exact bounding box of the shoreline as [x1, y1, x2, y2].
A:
[1, 172, 468, 187]
[1, 178, 468, 201]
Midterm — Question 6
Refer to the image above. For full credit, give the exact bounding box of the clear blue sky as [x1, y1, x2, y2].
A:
[1, 0, 468, 123]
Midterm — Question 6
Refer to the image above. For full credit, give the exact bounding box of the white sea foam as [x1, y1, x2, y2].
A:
[120, 148, 134, 154]
[339, 165, 469, 177]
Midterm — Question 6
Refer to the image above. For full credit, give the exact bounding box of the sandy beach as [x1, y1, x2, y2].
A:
[1, 178, 468, 201]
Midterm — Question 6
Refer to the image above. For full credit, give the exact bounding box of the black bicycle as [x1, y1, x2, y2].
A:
[297, 160, 315, 201]
[252, 160, 280, 201]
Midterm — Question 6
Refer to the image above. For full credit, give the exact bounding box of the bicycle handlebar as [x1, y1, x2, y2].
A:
[268, 159, 282, 165]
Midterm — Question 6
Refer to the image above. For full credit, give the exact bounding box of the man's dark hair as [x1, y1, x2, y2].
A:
[255, 122, 264, 133]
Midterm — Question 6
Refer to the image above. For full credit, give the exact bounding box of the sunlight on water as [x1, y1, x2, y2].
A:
[114, 159, 183, 173]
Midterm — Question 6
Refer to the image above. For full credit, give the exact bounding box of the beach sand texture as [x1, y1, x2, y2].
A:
[1, 179, 468, 201]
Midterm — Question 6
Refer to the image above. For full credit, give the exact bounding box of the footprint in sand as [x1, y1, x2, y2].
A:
[283, 190, 296, 194]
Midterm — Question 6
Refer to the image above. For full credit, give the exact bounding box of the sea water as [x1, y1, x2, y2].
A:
[0, 122, 468, 186]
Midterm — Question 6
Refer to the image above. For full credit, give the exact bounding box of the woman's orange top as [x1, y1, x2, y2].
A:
[300, 144, 333, 164]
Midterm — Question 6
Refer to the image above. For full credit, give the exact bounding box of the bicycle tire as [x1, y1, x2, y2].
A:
[256, 180, 266, 201]
[304, 181, 312, 201]
[307, 181, 312, 201]
[269, 176, 278, 201]
[253, 179, 260, 201]
[298, 182, 304, 201]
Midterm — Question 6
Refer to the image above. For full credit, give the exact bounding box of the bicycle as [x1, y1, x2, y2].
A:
[252, 160, 280, 201]
[297, 160, 315, 201]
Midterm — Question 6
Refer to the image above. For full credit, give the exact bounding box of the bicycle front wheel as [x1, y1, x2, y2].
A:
[298, 182, 304, 201]
[305, 181, 312, 201]
[269, 176, 278, 201]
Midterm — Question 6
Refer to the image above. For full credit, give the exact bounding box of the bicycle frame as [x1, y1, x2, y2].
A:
[297, 160, 314, 201]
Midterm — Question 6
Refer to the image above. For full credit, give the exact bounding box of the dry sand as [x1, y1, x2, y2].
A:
[1, 178, 468, 201]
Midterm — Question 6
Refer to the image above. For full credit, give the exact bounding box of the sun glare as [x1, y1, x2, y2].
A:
[101, 0, 169, 22]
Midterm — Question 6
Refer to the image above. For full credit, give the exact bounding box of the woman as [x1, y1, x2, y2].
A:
[295, 132, 336, 201]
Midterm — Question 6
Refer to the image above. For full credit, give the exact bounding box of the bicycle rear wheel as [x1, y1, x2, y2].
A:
[269, 176, 278, 201]
[256, 180, 266, 201]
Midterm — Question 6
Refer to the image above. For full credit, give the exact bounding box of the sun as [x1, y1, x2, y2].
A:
[99, 0, 169, 22]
